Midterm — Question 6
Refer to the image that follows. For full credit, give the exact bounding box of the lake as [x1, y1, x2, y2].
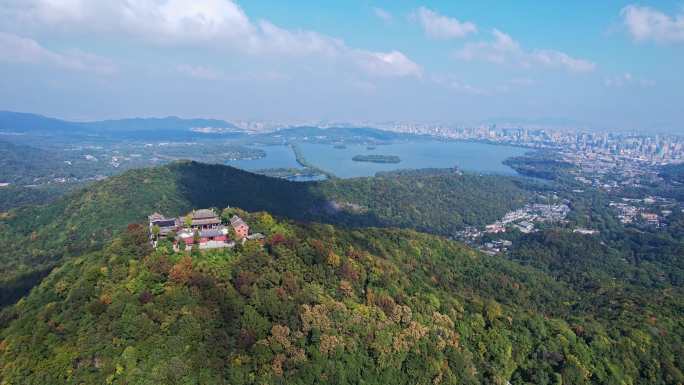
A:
[226, 144, 301, 170]
[228, 141, 529, 178]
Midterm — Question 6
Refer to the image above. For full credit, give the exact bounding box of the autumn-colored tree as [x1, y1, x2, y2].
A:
[235, 271, 258, 296]
[145, 254, 171, 275]
[339, 280, 354, 297]
[340, 260, 360, 282]
[268, 233, 287, 247]
[123, 223, 152, 256]
[281, 271, 299, 295]
[309, 239, 330, 264]
[169, 256, 193, 284]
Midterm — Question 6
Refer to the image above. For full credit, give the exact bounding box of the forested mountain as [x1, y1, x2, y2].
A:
[75, 117, 242, 141]
[0, 111, 241, 141]
[0, 111, 86, 137]
[0, 160, 683, 384]
[1, 212, 682, 384]
[0, 111, 419, 143]
[82, 116, 237, 132]
[0, 161, 530, 306]
[0, 139, 108, 209]
[317, 168, 529, 234]
[0, 184, 75, 212]
[0, 140, 66, 184]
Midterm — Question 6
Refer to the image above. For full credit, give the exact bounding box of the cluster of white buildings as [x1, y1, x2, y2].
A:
[609, 197, 673, 227]
[484, 204, 571, 235]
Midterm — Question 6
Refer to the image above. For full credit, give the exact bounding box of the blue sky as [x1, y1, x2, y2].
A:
[0, 1, 683, 132]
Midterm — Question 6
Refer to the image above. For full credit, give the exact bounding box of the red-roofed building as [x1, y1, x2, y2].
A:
[230, 215, 249, 239]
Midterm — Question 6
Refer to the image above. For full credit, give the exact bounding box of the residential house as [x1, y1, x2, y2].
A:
[641, 212, 660, 226]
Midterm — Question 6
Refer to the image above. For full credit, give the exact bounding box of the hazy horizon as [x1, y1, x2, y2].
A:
[1, 1, 683, 132]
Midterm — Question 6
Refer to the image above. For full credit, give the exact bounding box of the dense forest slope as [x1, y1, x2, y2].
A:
[0, 184, 76, 212]
[1, 213, 682, 384]
[0, 161, 530, 306]
[317, 169, 529, 234]
[0, 140, 67, 185]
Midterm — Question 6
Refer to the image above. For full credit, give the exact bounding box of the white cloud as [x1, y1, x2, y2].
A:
[0, 31, 116, 75]
[355, 50, 422, 78]
[0, 0, 421, 78]
[531, 50, 596, 73]
[1, 0, 255, 45]
[373, 7, 393, 23]
[621, 5, 684, 43]
[456, 29, 595, 73]
[255, 20, 344, 56]
[604, 72, 655, 88]
[456, 29, 518, 63]
[414, 7, 477, 39]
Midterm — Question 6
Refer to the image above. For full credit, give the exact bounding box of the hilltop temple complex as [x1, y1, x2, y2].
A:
[148, 208, 263, 251]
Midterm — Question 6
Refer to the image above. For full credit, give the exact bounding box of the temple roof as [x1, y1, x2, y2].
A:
[192, 209, 217, 219]
[154, 219, 177, 228]
[148, 212, 165, 222]
[230, 215, 247, 227]
[192, 218, 221, 226]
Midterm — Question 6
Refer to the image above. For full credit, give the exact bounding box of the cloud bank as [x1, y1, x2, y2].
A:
[456, 29, 595, 73]
[0, 32, 116, 75]
[0, 0, 421, 78]
[414, 7, 477, 39]
[621, 5, 684, 43]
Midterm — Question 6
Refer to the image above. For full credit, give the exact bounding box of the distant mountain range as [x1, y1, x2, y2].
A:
[0, 111, 242, 141]
[0, 111, 418, 143]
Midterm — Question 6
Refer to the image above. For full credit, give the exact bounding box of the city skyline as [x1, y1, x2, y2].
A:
[1, 1, 683, 132]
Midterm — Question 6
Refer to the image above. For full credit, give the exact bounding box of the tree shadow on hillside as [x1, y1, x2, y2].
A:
[172, 161, 386, 229]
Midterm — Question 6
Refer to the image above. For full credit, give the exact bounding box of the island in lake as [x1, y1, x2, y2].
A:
[352, 154, 401, 164]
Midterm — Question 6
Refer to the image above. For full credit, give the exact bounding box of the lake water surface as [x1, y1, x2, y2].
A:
[228, 141, 529, 178]
[226, 144, 300, 170]
[299, 142, 528, 178]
